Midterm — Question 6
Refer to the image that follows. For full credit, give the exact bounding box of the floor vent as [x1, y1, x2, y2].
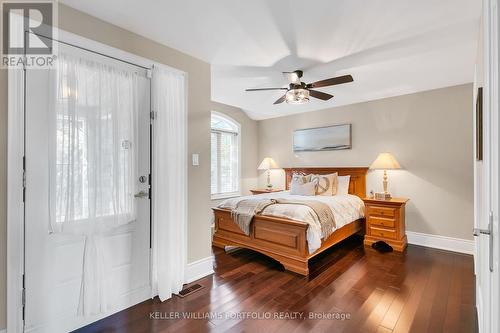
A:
[176, 283, 204, 298]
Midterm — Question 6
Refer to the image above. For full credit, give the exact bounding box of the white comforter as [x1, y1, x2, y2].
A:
[218, 191, 365, 254]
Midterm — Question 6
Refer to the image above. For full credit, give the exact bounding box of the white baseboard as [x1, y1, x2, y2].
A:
[406, 231, 475, 255]
[0, 328, 6, 333]
[185, 256, 214, 284]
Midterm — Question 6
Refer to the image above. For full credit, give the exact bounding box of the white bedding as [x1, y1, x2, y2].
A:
[218, 191, 365, 254]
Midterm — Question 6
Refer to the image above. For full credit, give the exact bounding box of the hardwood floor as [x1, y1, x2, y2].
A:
[77, 236, 476, 333]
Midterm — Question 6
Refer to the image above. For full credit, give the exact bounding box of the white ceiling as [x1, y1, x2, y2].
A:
[61, 0, 481, 120]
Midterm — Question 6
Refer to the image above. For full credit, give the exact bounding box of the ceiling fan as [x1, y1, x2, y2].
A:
[245, 70, 353, 105]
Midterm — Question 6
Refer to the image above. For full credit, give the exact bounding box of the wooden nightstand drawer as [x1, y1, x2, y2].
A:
[368, 216, 395, 228]
[363, 197, 409, 252]
[367, 205, 396, 218]
[370, 227, 397, 240]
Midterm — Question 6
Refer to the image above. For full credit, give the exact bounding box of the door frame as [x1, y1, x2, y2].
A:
[487, 0, 500, 331]
[476, 0, 500, 332]
[6, 28, 184, 332]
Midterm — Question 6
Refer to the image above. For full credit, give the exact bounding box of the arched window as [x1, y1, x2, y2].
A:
[211, 112, 241, 198]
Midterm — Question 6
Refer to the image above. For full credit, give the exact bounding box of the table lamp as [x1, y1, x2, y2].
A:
[370, 152, 401, 200]
[258, 157, 279, 189]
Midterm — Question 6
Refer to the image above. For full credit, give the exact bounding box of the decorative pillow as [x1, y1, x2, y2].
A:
[290, 181, 316, 196]
[291, 173, 311, 185]
[311, 173, 338, 196]
[336, 175, 351, 195]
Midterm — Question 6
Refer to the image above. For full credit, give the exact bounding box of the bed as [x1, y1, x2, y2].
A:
[212, 167, 368, 275]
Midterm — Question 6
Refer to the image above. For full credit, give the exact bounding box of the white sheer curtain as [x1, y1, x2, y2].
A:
[48, 50, 139, 315]
[151, 65, 188, 301]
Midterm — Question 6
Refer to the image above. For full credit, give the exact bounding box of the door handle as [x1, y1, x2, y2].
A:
[134, 190, 149, 199]
[473, 211, 493, 272]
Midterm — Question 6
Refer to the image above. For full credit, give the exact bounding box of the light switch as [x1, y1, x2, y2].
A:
[192, 153, 199, 166]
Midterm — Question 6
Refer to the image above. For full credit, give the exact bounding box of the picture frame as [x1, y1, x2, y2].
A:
[293, 124, 352, 152]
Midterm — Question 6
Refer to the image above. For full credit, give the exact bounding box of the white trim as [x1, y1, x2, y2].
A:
[7, 68, 25, 333]
[476, 1, 500, 331]
[487, 2, 500, 332]
[0, 328, 6, 333]
[406, 231, 475, 255]
[185, 256, 214, 284]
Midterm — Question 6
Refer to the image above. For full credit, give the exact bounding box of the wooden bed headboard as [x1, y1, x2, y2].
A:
[284, 167, 368, 198]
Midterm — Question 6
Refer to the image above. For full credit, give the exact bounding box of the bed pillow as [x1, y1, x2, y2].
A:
[311, 173, 338, 196]
[337, 175, 351, 195]
[291, 173, 311, 185]
[290, 181, 316, 196]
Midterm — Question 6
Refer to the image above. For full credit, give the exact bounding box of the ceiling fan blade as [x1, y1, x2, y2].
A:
[245, 87, 288, 92]
[273, 94, 287, 104]
[309, 89, 334, 101]
[308, 74, 353, 88]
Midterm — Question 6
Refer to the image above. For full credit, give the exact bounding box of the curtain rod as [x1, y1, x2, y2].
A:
[27, 31, 151, 71]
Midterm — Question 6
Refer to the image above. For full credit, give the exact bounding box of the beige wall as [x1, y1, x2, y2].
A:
[0, 5, 213, 328]
[258, 84, 474, 240]
[211, 101, 259, 197]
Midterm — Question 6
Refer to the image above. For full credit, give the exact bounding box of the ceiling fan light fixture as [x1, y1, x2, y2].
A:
[285, 88, 309, 104]
[245, 71, 351, 105]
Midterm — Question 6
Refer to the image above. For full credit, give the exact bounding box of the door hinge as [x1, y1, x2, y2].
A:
[150, 111, 156, 120]
[146, 69, 152, 79]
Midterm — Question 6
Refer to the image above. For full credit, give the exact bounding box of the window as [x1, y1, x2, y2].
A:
[211, 112, 240, 199]
[52, 53, 138, 229]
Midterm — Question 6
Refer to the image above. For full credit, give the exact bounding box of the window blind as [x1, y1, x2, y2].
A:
[211, 129, 239, 195]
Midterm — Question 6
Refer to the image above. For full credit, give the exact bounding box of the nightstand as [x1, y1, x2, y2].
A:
[250, 189, 284, 195]
[363, 197, 409, 252]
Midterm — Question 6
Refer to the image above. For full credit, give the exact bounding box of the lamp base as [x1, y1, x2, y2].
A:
[375, 192, 392, 200]
[266, 169, 273, 189]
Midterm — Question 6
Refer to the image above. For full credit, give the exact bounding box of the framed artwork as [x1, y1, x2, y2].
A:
[293, 124, 351, 152]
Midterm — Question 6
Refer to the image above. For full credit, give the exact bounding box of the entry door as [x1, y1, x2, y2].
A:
[24, 42, 151, 333]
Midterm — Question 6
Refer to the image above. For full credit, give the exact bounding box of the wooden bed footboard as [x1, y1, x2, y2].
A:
[212, 208, 365, 275]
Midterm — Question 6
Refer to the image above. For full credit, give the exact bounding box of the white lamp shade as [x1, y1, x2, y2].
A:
[258, 157, 279, 170]
[370, 152, 401, 170]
